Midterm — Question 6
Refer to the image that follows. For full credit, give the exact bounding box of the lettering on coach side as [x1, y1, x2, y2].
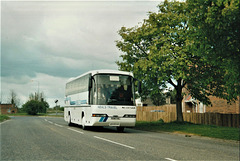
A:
[98, 106, 117, 109]
[122, 107, 135, 109]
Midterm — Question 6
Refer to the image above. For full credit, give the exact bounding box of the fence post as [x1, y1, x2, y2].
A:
[193, 113, 196, 124]
[228, 114, 232, 127]
[137, 111, 142, 121]
[171, 112, 174, 122]
[196, 113, 199, 124]
[143, 111, 146, 121]
[222, 114, 227, 127]
[183, 113, 185, 122]
[235, 114, 240, 128]
[146, 112, 150, 122]
[198, 113, 201, 124]
[216, 113, 220, 126]
[209, 113, 215, 126]
[203, 113, 206, 125]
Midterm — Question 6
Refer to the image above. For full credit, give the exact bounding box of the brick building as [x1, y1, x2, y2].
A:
[0, 104, 18, 114]
[205, 96, 239, 114]
[182, 92, 240, 114]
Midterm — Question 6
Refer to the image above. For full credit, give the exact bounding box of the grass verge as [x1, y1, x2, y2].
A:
[5, 112, 63, 117]
[134, 121, 240, 141]
[0, 115, 10, 122]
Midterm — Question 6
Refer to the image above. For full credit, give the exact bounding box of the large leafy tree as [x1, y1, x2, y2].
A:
[116, 0, 224, 122]
[117, 1, 190, 122]
[187, 0, 240, 101]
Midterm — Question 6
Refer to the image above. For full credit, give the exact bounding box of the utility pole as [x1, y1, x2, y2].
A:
[55, 99, 58, 115]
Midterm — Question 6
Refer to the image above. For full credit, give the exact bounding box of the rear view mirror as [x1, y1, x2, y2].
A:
[89, 75, 93, 89]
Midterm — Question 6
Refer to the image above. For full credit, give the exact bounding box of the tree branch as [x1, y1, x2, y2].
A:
[168, 78, 177, 89]
[134, 43, 148, 57]
[182, 80, 187, 88]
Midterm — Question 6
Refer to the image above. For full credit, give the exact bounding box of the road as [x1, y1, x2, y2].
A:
[1, 116, 239, 160]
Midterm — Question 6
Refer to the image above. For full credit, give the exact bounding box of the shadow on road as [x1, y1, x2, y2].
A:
[68, 123, 145, 134]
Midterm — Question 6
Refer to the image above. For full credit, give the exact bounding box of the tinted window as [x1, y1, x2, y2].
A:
[92, 74, 134, 105]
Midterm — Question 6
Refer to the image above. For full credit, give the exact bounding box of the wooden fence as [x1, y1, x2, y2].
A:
[136, 109, 240, 128]
[137, 105, 176, 113]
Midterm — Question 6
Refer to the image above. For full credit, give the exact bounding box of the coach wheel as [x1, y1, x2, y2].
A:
[68, 115, 72, 126]
[82, 116, 87, 130]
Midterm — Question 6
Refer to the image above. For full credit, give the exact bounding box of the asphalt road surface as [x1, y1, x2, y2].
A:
[1, 116, 239, 160]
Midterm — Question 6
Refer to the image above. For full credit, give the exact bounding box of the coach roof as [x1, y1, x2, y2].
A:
[66, 69, 133, 83]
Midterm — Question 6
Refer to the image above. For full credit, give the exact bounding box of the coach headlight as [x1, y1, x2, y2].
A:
[123, 114, 136, 118]
[92, 114, 108, 117]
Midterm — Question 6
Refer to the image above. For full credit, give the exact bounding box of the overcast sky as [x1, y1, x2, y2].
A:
[1, 0, 162, 107]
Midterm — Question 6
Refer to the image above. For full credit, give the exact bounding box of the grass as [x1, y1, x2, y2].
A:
[0, 115, 10, 122]
[134, 121, 240, 141]
[5, 113, 28, 116]
[0, 112, 63, 123]
[4, 111, 64, 117]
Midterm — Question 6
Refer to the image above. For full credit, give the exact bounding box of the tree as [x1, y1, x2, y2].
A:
[187, 0, 240, 102]
[22, 100, 49, 115]
[116, 1, 190, 122]
[150, 88, 166, 106]
[29, 92, 46, 102]
[22, 100, 40, 115]
[116, 0, 223, 122]
[8, 89, 20, 108]
[22, 92, 49, 115]
[166, 88, 177, 104]
[40, 101, 49, 113]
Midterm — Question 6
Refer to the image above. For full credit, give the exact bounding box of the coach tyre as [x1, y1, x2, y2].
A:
[82, 116, 87, 130]
[68, 114, 72, 126]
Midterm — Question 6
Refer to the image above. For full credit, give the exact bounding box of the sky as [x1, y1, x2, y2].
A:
[1, 0, 162, 107]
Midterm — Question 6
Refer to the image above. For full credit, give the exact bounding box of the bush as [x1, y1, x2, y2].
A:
[0, 115, 10, 122]
[158, 119, 164, 123]
[59, 107, 64, 111]
[22, 100, 49, 115]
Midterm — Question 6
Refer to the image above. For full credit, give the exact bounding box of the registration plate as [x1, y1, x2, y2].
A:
[111, 117, 120, 120]
[109, 122, 120, 126]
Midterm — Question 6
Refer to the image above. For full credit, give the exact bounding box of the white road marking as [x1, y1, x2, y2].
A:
[165, 158, 177, 161]
[68, 128, 84, 134]
[54, 123, 63, 127]
[94, 136, 135, 149]
[45, 119, 62, 127]
[0, 120, 11, 125]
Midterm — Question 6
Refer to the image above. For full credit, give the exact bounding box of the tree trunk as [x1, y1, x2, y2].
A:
[176, 80, 184, 122]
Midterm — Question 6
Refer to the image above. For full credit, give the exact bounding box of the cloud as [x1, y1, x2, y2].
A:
[2, 1, 160, 77]
[1, 73, 67, 107]
[1, 1, 161, 106]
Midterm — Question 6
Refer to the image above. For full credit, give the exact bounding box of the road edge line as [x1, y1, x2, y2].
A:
[0, 120, 11, 125]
